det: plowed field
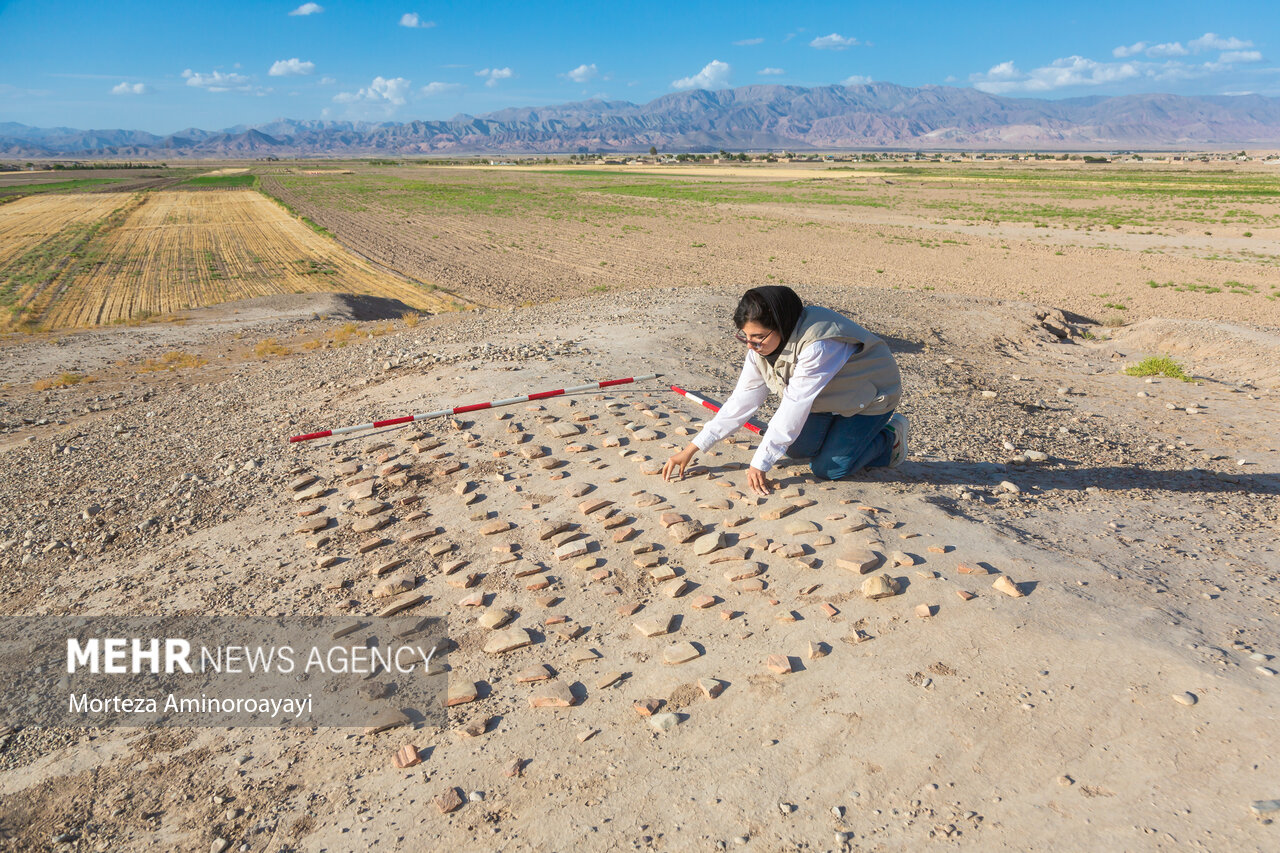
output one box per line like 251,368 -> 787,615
0,189 -> 463,330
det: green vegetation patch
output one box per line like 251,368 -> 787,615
1123,355 -> 1193,382
182,174 -> 257,189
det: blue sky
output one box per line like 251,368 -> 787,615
1,0 -> 1276,133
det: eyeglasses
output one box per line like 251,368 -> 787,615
733,328 -> 776,349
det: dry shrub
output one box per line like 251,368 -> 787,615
254,338 -> 290,357
33,373 -> 93,391
137,351 -> 209,373
401,311 -> 420,328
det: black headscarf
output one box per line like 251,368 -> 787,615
735,286 -> 804,365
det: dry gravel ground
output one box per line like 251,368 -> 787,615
0,281 -> 1277,852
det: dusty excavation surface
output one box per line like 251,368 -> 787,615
1,279 -> 1277,852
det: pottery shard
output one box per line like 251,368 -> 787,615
295,516 -> 330,534
555,540 -> 590,561
567,482 -> 594,498
634,617 -> 672,638
759,504 -> 800,521
837,549 -> 882,574
401,526 -> 442,543
708,546 -> 750,564
478,608 -> 514,629
612,526 -> 636,543
354,499 -> 390,517
596,671 -> 625,689
649,564 -> 677,582
635,493 -> 665,508
293,484 -> 327,502
699,499 -> 731,510
765,654 -> 793,675
289,474 -> 319,491
691,530 -> 726,556
547,422 -> 581,439
785,520 -> 819,536
392,744 -> 421,769
658,512 -> 685,528
915,603 -> 935,618
373,576 -> 415,598
578,498 -> 614,516
698,678 -> 725,699
515,665 -> 554,683
927,545 -> 948,554
691,595 -> 717,609
519,446 -> 545,460
370,557 -> 407,577
632,428 -> 659,441
352,515 -> 391,534
668,520 -> 705,543
956,589 -> 976,601
445,681 -> 479,707
661,578 -> 689,598
479,519 -> 512,536
434,788 -> 464,814
862,573 -> 901,600
364,708 -> 410,735
633,698 -> 662,716
529,681 -> 576,708
483,628 -> 534,655
890,550 -> 916,568
724,563 -> 766,582
663,641 -> 701,664
993,575 -> 1024,597
724,515 -> 752,528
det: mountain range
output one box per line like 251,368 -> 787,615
5,82 -> 1280,158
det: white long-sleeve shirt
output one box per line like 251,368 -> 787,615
691,339 -> 857,473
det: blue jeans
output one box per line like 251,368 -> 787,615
767,411 -> 894,480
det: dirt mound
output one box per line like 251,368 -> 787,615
1105,318 -> 1280,389
186,291 -> 418,324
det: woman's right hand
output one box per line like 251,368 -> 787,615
662,444 -> 698,482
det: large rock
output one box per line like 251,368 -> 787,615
861,573 -> 901,600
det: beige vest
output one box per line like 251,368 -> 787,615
750,305 -> 902,417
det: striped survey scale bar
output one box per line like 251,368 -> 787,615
668,384 -> 764,435
289,373 -> 663,443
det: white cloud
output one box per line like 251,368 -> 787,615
421,81 -> 463,96
334,75 -> 411,105
671,59 -> 731,90
1147,42 -> 1189,58
110,82 -> 150,95
182,69 -> 254,92
289,3 -> 322,15
399,12 -> 435,28
1219,50 -> 1263,64
734,37 -> 764,46
269,58 -> 315,77
319,76 -> 336,85
475,67 -> 514,87
565,63 -> 598,83
810,33 -> 858,50
1113,41 -> 1147,58
842,74 -> 872,86
759,67 -> 785,76
971,56 -> 1140,94
1190,33 -> 1252,52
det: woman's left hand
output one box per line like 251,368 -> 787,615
746,466 -> 772,496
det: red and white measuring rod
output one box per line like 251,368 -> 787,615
669,384 -> 764,435
289,373 -> 663,443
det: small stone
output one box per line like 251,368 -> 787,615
808,640 -> 828,659
633,698 -> 662,716
373,576 -> 414,598
1250,799 -> 1280,817
765,654 -> 792,674
915,603 -> 935,618
648,712 -> 679,732
862,573 -> 900,600
698,678 -> 725,699
890,550 -> 916,568
927,545 -> 948,554
1172,692 -> 1198,706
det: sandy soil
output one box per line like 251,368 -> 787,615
1,274 -> 1277,851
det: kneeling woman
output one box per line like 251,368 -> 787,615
662,285 -> 908,496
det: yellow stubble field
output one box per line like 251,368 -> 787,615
0,189 -> 461,330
